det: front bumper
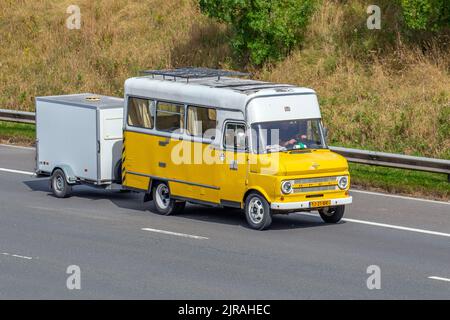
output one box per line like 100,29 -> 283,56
271,196 -> 352,210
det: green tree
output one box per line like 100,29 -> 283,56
401,0 -> 449,31
199,0 -> 317,65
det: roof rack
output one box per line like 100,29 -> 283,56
140,67 -> 250,82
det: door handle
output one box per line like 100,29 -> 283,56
159,138 -> 170,146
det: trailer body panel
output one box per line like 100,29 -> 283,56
35,94 -> 124,184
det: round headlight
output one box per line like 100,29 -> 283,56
337,176 -> 349,189
281,180 -> 293,194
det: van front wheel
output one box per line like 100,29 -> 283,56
319,205 -> 345,223
244,193 -> 272,230
152,182 -> 185,215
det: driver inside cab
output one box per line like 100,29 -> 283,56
279,120 -> 307,148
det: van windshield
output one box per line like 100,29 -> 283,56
251,119 -> 326,153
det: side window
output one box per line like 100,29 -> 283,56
156,102 -> 185,133
127,97 -> 154,129
187,106 -> 217,139
224,122 -> 246,151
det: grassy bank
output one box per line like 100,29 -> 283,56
0,0 -> 448,159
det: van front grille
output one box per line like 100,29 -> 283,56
293,185 -> 338,193
294,176 -> 337,184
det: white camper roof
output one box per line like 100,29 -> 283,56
124,69 -> 316,113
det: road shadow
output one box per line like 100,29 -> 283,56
178,204 -> 332,230
23,178 -> 146,208
23,178 -> 50,193
23,178 -> 338,230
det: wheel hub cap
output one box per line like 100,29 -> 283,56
156,184 -> 170,209
55,176 -> 64,191
322,207 -> 336,216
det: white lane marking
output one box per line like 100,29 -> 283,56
142,228 -> 209,240
0,167 -> 35,176
0,144 -> 35,150
2,252 -> 33,260
428,276 -> 450,283
297,212 -> 450,238
350,189 -> 449,205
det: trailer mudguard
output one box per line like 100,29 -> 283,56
53,164 -> 77,184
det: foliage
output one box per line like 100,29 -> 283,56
401,0 -> 449,31
199,0 -> 317,65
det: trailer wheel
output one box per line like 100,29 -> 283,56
51,169 -> 72,198
244,192 -> 272,230
319,205 -> 345,223
152,182 -> 185,215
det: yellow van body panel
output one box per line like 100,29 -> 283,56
123,130 -> 350,208
217,149 -> 248,205
122,130 -> 220,203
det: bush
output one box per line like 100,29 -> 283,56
401,0 -> 449,31
199,0 -> 317,66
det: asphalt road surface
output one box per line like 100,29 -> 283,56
0,144 -> 449,299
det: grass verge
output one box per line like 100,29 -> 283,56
0,121 -> 448,201
350,163 -> 449,201
0,120 -> 35,146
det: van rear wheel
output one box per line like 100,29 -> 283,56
319,205 -> 345,223
51,169 -> 72,198
152,182 -> 185,215
244,192 -> 272,230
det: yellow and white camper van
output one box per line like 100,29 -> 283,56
121,68 -> 352,230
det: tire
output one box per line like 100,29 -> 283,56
114,160 -> 122,184
319,205 -> 345,223
51,169 -> 72,198
244,192 -> 272,230
152,181 -> 185,216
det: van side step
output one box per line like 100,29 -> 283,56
220,200 -> 241,208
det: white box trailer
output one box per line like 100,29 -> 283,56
36,94 -> 124,193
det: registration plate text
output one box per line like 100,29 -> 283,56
310,200 -> 331,208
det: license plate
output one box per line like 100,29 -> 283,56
310,200 -> 331,208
